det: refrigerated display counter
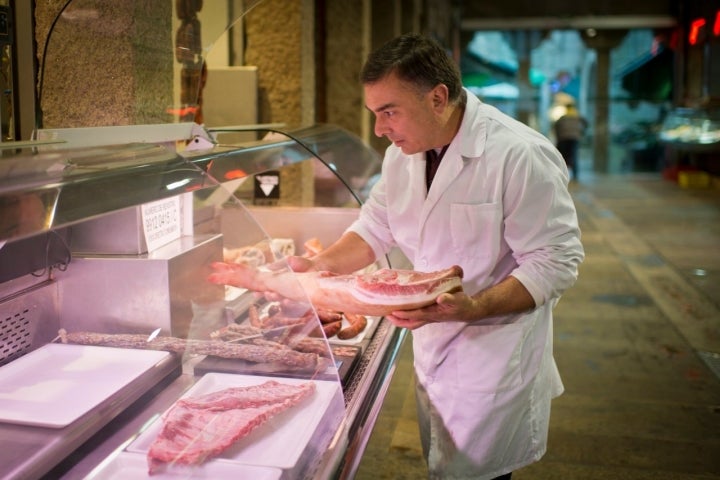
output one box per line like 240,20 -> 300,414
0,122 -> 409,480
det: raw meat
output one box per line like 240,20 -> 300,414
303,237 -> 324,257
336,313 -> 368,340
57,329 -> 326,371
176,380 -> 313,410
208,263 -> 464,316
147,380 -> 315,474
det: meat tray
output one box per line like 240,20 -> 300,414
194,344 -> 361,387
328,314 -> 380,346
0,343 -> 171,428
192,354 -> 341,381
126,373 -> 343,470
90,452 -> 282,479
330,344 -> 362,386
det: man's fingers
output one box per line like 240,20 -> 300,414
287,255 -> 314,272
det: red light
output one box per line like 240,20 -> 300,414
689,18 -> 706,45
224,169 -> 247,180
714,10 -> 720,36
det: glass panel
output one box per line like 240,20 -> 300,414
166,181 -> 346,477
49,175 -> 347,477
203,124 -> 383,207
0,142 -> 206,243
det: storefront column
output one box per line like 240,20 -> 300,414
581,29 -> 627,173
506,31 -> 545,129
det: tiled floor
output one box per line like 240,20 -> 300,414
355,172 -> 720,479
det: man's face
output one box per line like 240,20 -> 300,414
364,73 -> 440,155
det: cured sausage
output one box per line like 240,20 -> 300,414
248,304 -> 263,328
337,313 -> 368,340
56,329 -> 325,371
317,309 -> 343,324
322,320 -> 342,338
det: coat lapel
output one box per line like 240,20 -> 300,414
419,143 -> 464,226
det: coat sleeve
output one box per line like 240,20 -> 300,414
501,141 -> 585,306
345,159 -> 398,261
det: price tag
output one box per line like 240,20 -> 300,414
141,197 -> 182,252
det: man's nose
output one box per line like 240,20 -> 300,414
374,117 -> 387,138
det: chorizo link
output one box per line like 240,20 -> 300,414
322,320 -> 342,338
248,304 -> 263,328
337,313 -> 368,340
317,309 -> 344,324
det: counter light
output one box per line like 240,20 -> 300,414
166,178 -> 191,190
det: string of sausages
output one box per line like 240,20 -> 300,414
56,329 -> 325,371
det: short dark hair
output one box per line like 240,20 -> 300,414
360,33 -> 463,103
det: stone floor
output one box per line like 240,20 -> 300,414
354,172 -> 720,479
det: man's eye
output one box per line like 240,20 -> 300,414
384,111 -> 395,117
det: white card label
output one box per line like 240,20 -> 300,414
141,197 -> 182,252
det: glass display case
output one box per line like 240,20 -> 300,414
0,124 -> 407,480
0,2 -> 407,479
658,107 -> 720,151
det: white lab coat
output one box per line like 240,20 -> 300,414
348,90 -> 584,479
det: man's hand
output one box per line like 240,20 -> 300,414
386,275 -> 536,330
257,256 -> 317,303
387,291 -> 479,330
286,255 -> 316,273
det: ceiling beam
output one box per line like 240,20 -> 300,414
461,15 -> 677,31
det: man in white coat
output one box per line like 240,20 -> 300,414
290,34 -> 584,479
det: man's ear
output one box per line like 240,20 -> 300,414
431,84 -> 449,111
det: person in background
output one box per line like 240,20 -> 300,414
553,104 -> 587,180
289,33 -> 584,479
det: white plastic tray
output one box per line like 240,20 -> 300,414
127,373 -> 341,470
328,314 -> 379,345
90,452 -> 282,479
0,343 -> 170,428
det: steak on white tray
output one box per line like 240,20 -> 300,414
207,263 -> 464,316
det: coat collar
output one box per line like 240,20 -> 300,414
425,89 -> 487,192
455,88 -> 487,160
415,90 -> 486,223
399,89 -> 488,201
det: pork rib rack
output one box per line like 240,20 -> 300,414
147,380 -> 315,474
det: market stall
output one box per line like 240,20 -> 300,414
0,3 -> 419,477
